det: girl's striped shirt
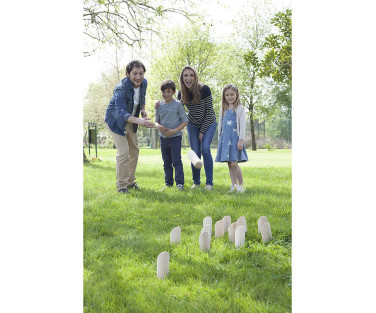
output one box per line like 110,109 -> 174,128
177,85 -> 216,134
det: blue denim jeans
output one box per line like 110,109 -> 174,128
160,135 -> 184,186
187,122 -> 217,186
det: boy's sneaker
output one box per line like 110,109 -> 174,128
176,184 -> 184,191
128,183 -> 141,191
205,185 -> 213,191
118,188 -> 129,194
236,184 -> 246,193
227,185 -> 236,193
191,184 -> 200,189
159,185 -> 172,191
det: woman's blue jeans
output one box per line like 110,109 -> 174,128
187,122 -> 217,186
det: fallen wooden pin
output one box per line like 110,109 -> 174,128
170,227 -> 181,244
188,150 -> 203,169
157,251 -> 169,279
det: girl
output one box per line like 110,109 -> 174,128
215,84 -> 248,193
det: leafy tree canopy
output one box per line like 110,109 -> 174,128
260,9 -> 292,86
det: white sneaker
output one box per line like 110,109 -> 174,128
236,184 -> 246,193
205,185 -> 213,191
227,185 -> 236,193
176,184 -> 184,191
191,184 -> 200,189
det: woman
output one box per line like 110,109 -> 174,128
177,66 -> 217,190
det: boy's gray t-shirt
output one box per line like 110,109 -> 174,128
155,99 -> 188,138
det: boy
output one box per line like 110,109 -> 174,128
155,80 -> 188,190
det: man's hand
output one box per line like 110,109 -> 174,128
237,140 -> 244,151
199,132 -> 203,142
139,117 -> 154,128
141,109 -> 148,118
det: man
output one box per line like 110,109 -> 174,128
105,60 -> 154,194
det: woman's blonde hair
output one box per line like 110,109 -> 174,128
221,84 -> 242,113
179,65 -> 203,105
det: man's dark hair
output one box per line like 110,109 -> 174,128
126,60 -> 146,74
160,80 -> 176,92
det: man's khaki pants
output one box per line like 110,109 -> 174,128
106,123 -> 139,190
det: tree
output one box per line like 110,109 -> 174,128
260,9 -> 292,86
83,0 -> 194,55
232,0 -> 274,151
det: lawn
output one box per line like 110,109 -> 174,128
84,147 -> 292,313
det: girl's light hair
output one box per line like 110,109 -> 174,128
221,84 -> 242,113
179,66 -> 203,105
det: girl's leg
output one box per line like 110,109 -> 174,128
228,162 -> 237,186
232,163 -> 244,185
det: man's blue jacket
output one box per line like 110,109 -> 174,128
104,77 -> 147,136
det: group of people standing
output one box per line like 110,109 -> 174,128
104,60 -> 248,195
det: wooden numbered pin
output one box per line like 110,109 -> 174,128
157,251 -> 169,279
228,222 -> 237,243
260,222 -> 272,243
237,216 -> 247,232
235,226 -> 246,248
199,231 -> 210,251
222,216 -> 231,233
258,216 -> 268,234
170,227 -> 181,244
215,220 -> 224,238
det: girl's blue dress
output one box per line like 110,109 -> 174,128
215,109 -> 248,163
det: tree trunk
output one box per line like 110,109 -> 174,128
84,149 -> 89,163
151,127 -> 157,149
249,73 -> 257,151
249,105 -> 257,151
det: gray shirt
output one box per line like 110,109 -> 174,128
155,99 -> 188,138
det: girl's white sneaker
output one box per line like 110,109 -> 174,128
227,185 -> 236,193
236,184 -> 246,193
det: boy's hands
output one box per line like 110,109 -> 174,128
155,122 -> 168,136
237,140 -> 244,151
164,128 -> 177,137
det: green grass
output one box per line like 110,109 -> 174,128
84,148 -> 291,313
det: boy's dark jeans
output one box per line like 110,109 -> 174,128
160,135 -> 184,186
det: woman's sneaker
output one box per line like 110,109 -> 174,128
227,185 -> 236,193
176,184 -> 184,191
191,184 -> 200,189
